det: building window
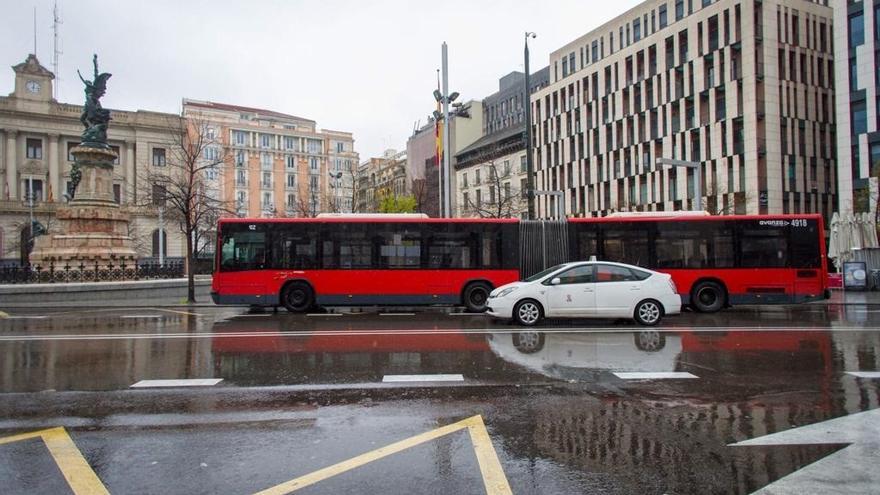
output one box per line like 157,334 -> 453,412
66,142 -> 77,161
633,19 -> 641,42
675,0 -> 684,21
310,157 -> 319,171
261,134 -> 272,148
287,174 -> 296,188
206,127 -> 215,140
236,169 -> 246,186
308,140 -> 322,154
22,178 -> 43,202
261,152 -> 272,169
235,150 -> 245,167
262,171 -> 272,188
285,136 -> 296,150
152,184 -> 166,206
204,146 -> 219,161
151,229 -> 167,258
852,100 -> 867,136
26,138 -> 42,159
849,12 -> 865,48
152,148 -> 166,167
113,184 -> 121,204
659,5 -> 668,28
286,155 -> 296,169
233,130 -> 247,146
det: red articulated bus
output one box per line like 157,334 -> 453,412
567,212 -> 829,312
212,212 -> 828,313
211,214 -> 520,312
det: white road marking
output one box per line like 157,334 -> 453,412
130,379 -> 223,388
731,408 -> 880,494
233,313 -> 272,317
847,371 -> 880,378
382,374 -> 464,383
2,326 -> 879,342
307,313 -> 342,317
151,308 -> 206,317
450,312 -> 485,316
379,313 -> 416,316
121,315 -> 162,319
613,372 -> 699,380
3,315 -> 48,319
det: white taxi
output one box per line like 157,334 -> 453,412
487,261 -> 681,326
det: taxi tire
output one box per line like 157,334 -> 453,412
634,299 -> 663,326
513,299 -> 543,326
513,331 -> 545,353
282,282 -> 314,313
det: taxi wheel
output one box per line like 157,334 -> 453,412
513,299 -> 543,326
634,299 -> 663,326
513,331 -> 545,353
282,282 -> 314,313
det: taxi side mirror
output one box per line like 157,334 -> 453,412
550,277 -> 561,285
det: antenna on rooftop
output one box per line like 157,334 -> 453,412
33,7 -> 37,55
52,0 -> 63,100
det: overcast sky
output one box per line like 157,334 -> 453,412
2,0 -> 640,160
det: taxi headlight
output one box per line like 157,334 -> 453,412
495,287 -> 518,298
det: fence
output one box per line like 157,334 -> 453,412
0,260 -> 187,284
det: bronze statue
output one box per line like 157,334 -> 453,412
77,54 -> 112,147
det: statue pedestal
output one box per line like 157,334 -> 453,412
31,146 -> 137,268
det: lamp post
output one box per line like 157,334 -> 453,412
329,170 -> 343,212
656,158 -> 702,211
524,32 -> 537,220
433,43 -> 460,218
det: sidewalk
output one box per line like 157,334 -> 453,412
816,289 -> 880,305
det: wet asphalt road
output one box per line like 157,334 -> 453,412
0,303 -> 879,494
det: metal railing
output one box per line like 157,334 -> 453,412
0,260 -> 186,284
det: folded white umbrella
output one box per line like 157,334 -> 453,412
828,211 -> 841,270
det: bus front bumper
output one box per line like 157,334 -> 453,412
211,292 -> 279,306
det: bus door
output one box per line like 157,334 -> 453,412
790,219 -> 823,301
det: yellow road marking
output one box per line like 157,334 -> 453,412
254,414 -> 511,495
0,427 -> 109,495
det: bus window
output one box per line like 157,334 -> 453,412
376,224 -> 421,269
425,226 -> 475,269
571,225 -> 599,261
740,225 -> 788,268
219,227 -> 266,271
272,224 -> 318,269
601,226 -> 649,266
790,219 -> 821,268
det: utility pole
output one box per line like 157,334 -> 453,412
441,42 -> 451,218
524,32 -> 537,219
52,1 -> 62,100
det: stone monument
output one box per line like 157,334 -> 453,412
31,55 -> 137,267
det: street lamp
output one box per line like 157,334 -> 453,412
524,31 -> 537,220
329,170 -> 343,212
656,158 -> 702,211
433,42 -> 459,218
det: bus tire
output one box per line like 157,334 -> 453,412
281,282 -> 314,313
463,282 -> 492,313
691,281 -> 726,313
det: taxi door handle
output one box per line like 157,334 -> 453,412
583,288 -> 594,292
630,286 -> 641,291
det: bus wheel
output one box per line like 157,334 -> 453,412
282,282 -> 314,313
463,282 -> 492,312
691,281 -> 726,313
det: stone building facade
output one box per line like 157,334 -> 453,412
356,149 -> 408,212
182,100 -> 358,218
0,54 -> 184,264
834,0 -> 880,214
533,0 -> 835,219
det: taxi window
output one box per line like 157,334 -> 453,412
595,264 -> 640,282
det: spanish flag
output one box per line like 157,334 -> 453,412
435,71 -> 443,170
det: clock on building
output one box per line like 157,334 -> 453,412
25,80 -> 41,93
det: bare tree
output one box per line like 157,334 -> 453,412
294,190 -> 320,218
411,178 -> 430,214
138,113 -> 229,303
462,161 -> 523,218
